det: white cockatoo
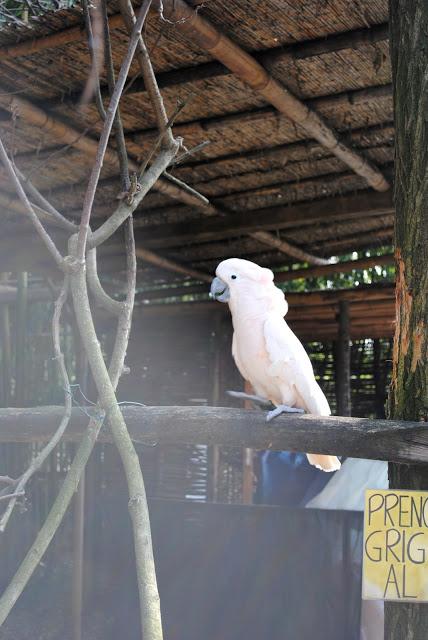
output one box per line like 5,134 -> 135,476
210,258 -> 340,473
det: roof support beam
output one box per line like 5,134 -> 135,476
153,0 -> 390,192
139,254 -> 395,300
0,15 -> 390,133
0,94 -> 211,282
138,190 -> 394,249
1,92 -> 326,266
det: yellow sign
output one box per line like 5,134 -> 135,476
363,489 -> 428,601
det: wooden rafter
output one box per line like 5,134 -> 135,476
0,7 -> 394,268
136,190 -> 394,249
137,255 -> 395,300
129,83 -> 392,153
0,94 -> 211,282
0,91 -> 328,266
153,0 -> 390,192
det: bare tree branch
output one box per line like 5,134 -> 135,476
0,137 -> 64,267
0,413 -> 105,626
0,492 -> 25,503
0,277 -> 72,533
76,0 -> 153,263
80,0 -> 106,115
138,99 -> 186,176
87,247 -> 123,316
119,0 -> 175,147
89,143 -> 178,248
0,225 -> 138,627
15,166 -> 78,233
163,170 -> 209,204
0,5 -> 177,637
101,0 -> 130,190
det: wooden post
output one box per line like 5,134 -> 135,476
242,381 -> 254,504
373,339 -> 385,418
71,341 -> 89,640
385,1 -> 428,637
335,300 -> 351,416
15,272 -> 27,407
0,275 -> 12,407
207,314 -> 222,502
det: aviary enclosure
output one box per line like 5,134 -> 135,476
0,1 -> 426,639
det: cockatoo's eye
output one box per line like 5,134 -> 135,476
231,275 -> 237,280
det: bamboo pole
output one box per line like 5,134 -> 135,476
0,95 -> 211,282
154,0 -> 390,192
71,342 -> 89,640
242,381 -> 254,505
207,313 -> 222,502
0,14 -> 124,59
0,275 -> 12,407
15,272 -> 27,407
135,248 -> 211,283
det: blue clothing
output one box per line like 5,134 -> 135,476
258,451 -> 336,507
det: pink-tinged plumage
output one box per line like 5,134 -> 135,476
215,258 -> 340,473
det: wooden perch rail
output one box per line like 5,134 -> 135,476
0,405 -> 427,465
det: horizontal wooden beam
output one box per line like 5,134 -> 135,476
276,254 -> 395,282
129,84 -> 392,162
138,190 -> 394,249
11,84 -> 391,177
136,284 -> 394,312
0,285 -> 52,304
135,248 -> 211,283
0,14 -> 125,58
172,122 -> 394,184
0,91 -> 326,266
0,405 -> 426,465
139,255 -> 395,300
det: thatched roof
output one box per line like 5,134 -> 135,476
0,0 -> 393,292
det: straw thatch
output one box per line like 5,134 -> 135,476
0,0 -> 393,290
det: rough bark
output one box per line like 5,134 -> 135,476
386,2 -> 428,638
0,405 -> 427,465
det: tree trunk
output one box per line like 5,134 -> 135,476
386,1 -> 428,638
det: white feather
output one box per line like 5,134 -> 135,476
263,314 -> 331,416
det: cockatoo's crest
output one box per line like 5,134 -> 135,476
214,258 -> 288,317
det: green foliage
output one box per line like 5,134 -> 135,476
280,247 -> 394,294
0,0 -> 77,26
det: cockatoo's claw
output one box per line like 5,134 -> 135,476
266,405 -> 305,422
227,390 -> 270,406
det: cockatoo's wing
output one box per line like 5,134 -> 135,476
232,331 -> 250,382
263,314 -> 331,416
263,314 -> 340,472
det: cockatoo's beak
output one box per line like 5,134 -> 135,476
209,276 -> 230,302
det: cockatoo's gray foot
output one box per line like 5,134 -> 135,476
227,390 -> 270,406
266,405 -> 305,422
